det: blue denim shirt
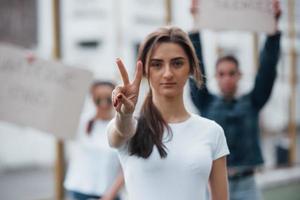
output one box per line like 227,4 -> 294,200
189,32 -> 281,167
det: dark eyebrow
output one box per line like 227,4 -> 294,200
150,59 -> 163,62
171,57 -> 185,61
150,57 -> 185,62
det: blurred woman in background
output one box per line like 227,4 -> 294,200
64,81 -> 124,200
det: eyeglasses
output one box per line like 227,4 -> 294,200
95,97 -> 112,106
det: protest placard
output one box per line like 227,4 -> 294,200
197,0 -> 276,33
0,44 -> 93,140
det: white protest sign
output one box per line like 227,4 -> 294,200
197,0 -> 276,33
0,44 -> 93,140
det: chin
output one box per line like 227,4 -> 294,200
161,91 -> 181,98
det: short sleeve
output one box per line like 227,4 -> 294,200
212,122 -> 230,160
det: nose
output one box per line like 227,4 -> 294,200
220,74 -> 232,83
223,75 -> 230,82
163,65 -> 173,79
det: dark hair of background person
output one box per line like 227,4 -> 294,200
216,55 -> 239,70
129,27 -> 203,158
86,81 -> 116,135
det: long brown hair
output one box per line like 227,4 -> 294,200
129,27 -> 202,158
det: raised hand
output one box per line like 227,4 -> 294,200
273,0 -> 281,31
112,58 -> 143,115
190,0 -> 199,17
273,0 -> 281,21
190,0 -> 200,31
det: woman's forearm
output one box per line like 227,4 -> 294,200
115,113 -> 137,137
108,113 -> 137,148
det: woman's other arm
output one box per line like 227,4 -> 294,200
209,157 -> 229,200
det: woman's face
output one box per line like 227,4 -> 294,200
147,42 -> 190,99
92,85 -> 114,113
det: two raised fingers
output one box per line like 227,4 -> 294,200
113,59 -> 143,113
116,58 -> 143,88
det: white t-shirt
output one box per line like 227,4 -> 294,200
64,119 -> 121,196
117,114 -> 229,200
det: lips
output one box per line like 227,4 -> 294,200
160,82 -> 176,86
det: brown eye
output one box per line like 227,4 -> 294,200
229,71 -> 237,77
95,98 -> 101,105
172,60 -> 184,68
150,61 -> 162,68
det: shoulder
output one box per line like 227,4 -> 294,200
189,113 -> 224,137
190,113 -> 222,129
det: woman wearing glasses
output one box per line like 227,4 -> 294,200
64,81 -> 124,200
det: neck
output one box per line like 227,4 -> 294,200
95,111 -> 113,121
223,95 -> 234,101
222,90 -> 236,101
152,94 -> 189,123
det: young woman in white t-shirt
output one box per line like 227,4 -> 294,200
64,81 -> 124,200
107,27 -> 229,200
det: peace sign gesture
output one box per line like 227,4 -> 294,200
112,58 -> 143,115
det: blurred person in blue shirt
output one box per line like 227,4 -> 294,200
189,0 -> 281,199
